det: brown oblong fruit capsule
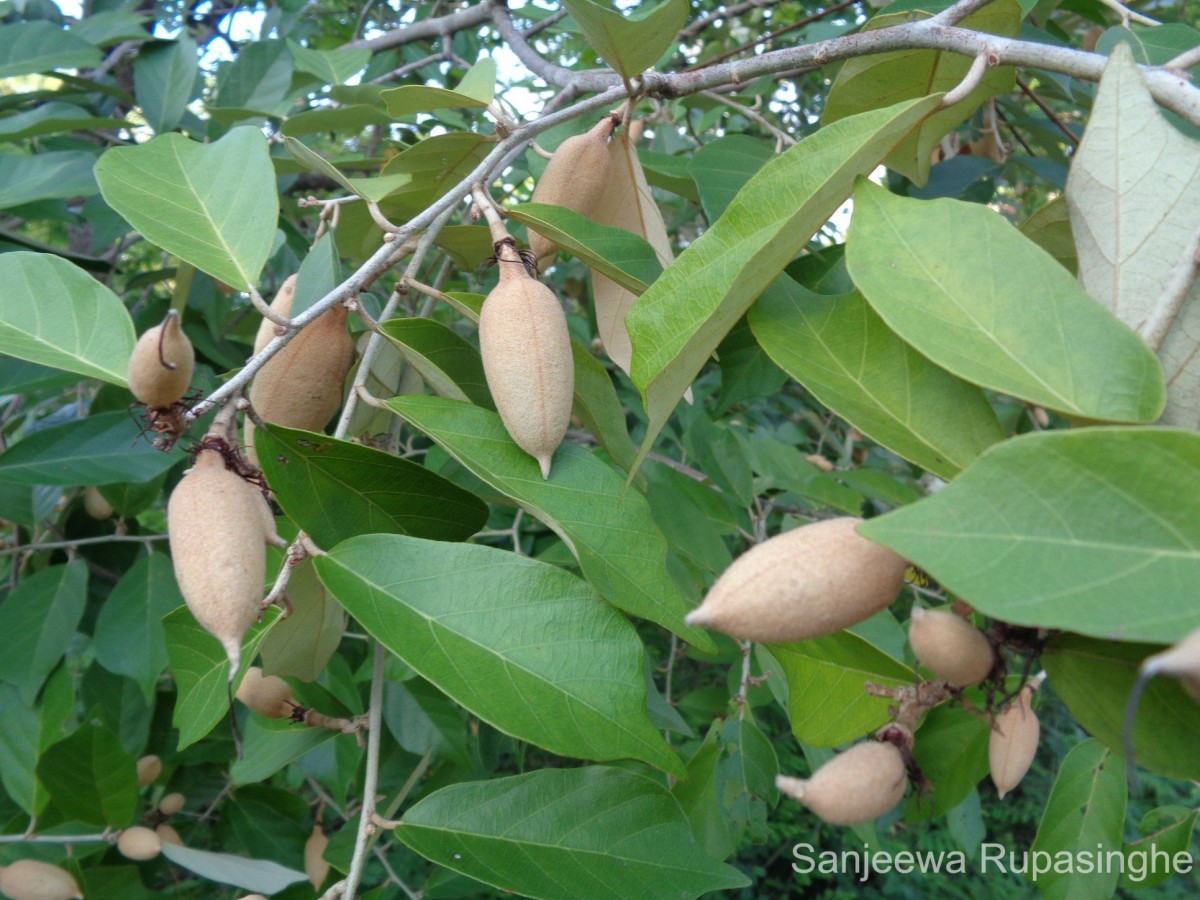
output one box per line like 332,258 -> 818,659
528,115 -> 616,271
117,826 -> 162,861
908,608 -> 995,687
989,684 -> 1039,799
776,740 -> 907,825
157,792 -> 185,816
128,310 -> 195,408
83,486 -> 113,520
254,274 -> 297,355
167,448 -> 281,674
479,248 -> 574,479
236,667 -> 296,719
685,517 -> 908,643
135,753 -> 161,787
0,860 -> 83,900
1141,627 -> 1200,700
305,824 -> 329,889
154,824 -> 183,846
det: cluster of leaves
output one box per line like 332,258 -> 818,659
1,0 -> 1199,898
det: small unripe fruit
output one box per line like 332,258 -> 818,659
117,826 -> 162,861
0,860 -> 82,900
479,255 -> 574,479
254,274 -> 297,355
989,685 -> 1039,799
157,792 -> 185,816
304,825 -> 329,889
1142,627 -> 1200,701
236,667 -> 295,719
135,754 -> 161,787
776,741 -> 907,825
154,824 -> 182,846
83,486 -> 113,520
127,310 -> 195,408
686,517 -> 908,643
529,116 -> 616,270
908,608 -> 995,687
167,449 -> 280,673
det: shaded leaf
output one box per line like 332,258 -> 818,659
382,57 -> 496,117
0,150 -> 99,209
0,562 -> 86,706
379,318 -> 492,408
159,842 -> 308,895
0,21 -> 101,77
93,553 -> 181,703
560,0 -> 688,81
134,36 -> 199,134
37,724 -> 137,827
287,41 -> 369,84
258,558 -> 344,683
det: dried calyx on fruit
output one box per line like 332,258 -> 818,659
989,681 -> 1040,799
528,114 -> 618,272
908,607 -> 995,687
476,202 -> 573,479
245,295 -> 355,465
0,860 -> 83,900
167,441 -> 284,675
776,737 -> 909,825
685,517 -> 909,643
127,309 -> 195,409
236,667 -> 296,719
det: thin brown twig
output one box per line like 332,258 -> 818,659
1017,76 -> 1080,146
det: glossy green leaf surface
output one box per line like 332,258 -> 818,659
560,0 -> 688,80
316,535 -> 683,774
388,395 -> 715,652
379,318 -> 492,408
395,767 -> 750,899
0,562 -> 87,705
860,428 -> 1200,644
36,724 -> 137,827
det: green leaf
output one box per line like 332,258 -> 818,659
0,411 -> 186,485
0,252 -> 135,385
95,127 -> 279,290
0,102 -> 126,142
626,96 -> 941,476
1020,196 -> 1077,275
378,318 -> 492,408
254,423 -> 487,549
164,605 -> 283,750
281,104 -> 392,137
68,10 -> 150,46
387,395 -> 716,652
506,204 -> 662,293
382,57 -> 496,117
859,428 -> 1200,644
1029,740 -> 1127,897
822,0 -> 1020,186
36,724 -> 137,827
905,705 -> 990,822
0,21 -> 102,77
395,767 -> 750,899
0,562 -> 87,706
258,558 -> 344,683
291,232 -> 340,316
560,0 -> 689,81
93,554 -> 182,704
134,36 -> 199,134
287,40 -> 369,84
0,678 -> 69,817
1042,634 -> 1200,780
433,225 -> 495,271
159,842 -> 308,895
1096,24 -> 1200,71
767,632 -> 913,747
687,134 -> 773,221
846,178 -> 1166,422
215,39 -> 293,112
1120,806 -> 1198,889
316,535 -> 683,775
0,150 -> 99,208
230,715 -> 338,786
571,339 -> 636,472
282,136 -> 361,197
378,132 -> 493,216
1066,44 -> 1200,429
749,278 -> 1003,479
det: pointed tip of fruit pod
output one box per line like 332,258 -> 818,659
684,605 -> 714,629
223,639 -> 242,681
775,774 -> 808,800
538,454 -> 552,480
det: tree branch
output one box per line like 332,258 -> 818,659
343,2 -> 492,52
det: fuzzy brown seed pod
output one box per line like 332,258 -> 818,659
1142,627 -> 1200,701
254,275 -> 297,355
167,448 -> 280,674
246,303 -> 355,465
135,754 -> 161,787
989,685 -> 1039,799
157,792 -> 185,816
0,860 -> 83,900
236,667 -> 296,719
304,825 -> 329,889
479,250 -> 574,479
908,608 -> 995,687
154,824 -> 183,846
528,116 -> 616,271
685,517 -> 908,643
117,826 -> 162,862
127,310 -> 195,408
776,741 -> 907,825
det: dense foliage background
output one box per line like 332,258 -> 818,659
1,0 -> 1199,897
